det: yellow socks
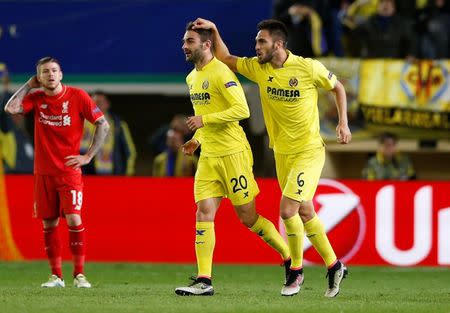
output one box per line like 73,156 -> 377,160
250,215 -> 290,260
282,215 -> 304,268
195,221 -> 215,278
304,215 -> 337,267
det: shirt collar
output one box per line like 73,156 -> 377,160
197,57 -> 216,72
283,50 -> 295,67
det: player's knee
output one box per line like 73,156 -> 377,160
240,215 -> 256,228
280,197 -> 300,219
196,209 -> 214,222
298,201 -> 315,222
299,210 -> 315,223
65,214 -> 82,227
235,205 -> 257,227
42,218 -> 59,229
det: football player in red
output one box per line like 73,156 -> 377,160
4,57 -> 110,288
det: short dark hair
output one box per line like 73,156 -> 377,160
36,57 -> 61,73
257,19 -> 288,47
91,89 -> 110,103
92,90 -> 108,98
185,21 -> 213,43
379,132 -> 398,144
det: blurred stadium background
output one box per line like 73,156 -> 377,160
0,1 -> 449,312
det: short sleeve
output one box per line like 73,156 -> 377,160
22,92 -> 37,114
79,89 -> 104,124
236,57 -> 259,82
312,59 -> 337,91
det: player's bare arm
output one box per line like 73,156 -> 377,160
4,76 -> 40,114
181,138 -> 200,156
331,80 -> 352,144
186,115 -> 204,131
192,18 -> 239,72
64,117 -> 110,169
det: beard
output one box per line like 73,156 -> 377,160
257,44 -> 276,64
185,48 -> 204,64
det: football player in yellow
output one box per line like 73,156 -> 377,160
192,18 -> 352,297
175,22 -> 291,296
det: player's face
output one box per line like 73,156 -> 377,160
182,31 -> 205,64
255,30 -> 277,64
37,62 -> 62,91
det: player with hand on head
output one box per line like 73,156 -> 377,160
175,21 -> 291,296
192,18 -> 351,297
4,57 -> 110,288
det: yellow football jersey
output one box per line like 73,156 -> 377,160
187,57 -> 251,157
237,52 -> 337,154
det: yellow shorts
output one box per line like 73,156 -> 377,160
274,146 -> 325,202
194,149 -> 260,206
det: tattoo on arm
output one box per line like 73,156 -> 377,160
4,83 -> 31,114
86,117 -> 110,159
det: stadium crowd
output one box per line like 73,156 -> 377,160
1,0 -> 448,180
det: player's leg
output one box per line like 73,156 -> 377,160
227,149 -> 290,262
65,214 -> 90,288
175,156 -> 223,296
299,200 -> 348,297
275,153 -> 305,296
279,196 -> 304,296
225,149 -> 291,292
41,218 -> 65,288
58,174 -> 91,288
296,146 -> 348,297
233,200 -> 290,269
175,197 -> 220,296
195,197 -> 220,282
35,175 -> 65,288
300,200 -> 337,267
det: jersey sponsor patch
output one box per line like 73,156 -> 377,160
92,106 -> 101,114
328,72 -> 334,80
224,81 -> 237,88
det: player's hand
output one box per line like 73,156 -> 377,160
181,139 -> 200,156
192,18 -> 216,31
336,123 -> 352,144
27,76 -> 41,89
186,116 -> 204,131
64,155 -> 92,169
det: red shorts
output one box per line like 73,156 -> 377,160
33,174 -> 84,219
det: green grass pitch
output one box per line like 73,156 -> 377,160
0,262 -> 449,313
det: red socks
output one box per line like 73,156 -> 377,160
43,226 -> 62,278
68,224 -> 86,277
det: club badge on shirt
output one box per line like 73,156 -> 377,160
289,77 -> 298,87
62,101 -> 69,113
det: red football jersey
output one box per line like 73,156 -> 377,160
22,85 -> 104,176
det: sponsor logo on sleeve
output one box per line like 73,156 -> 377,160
224,81 -> 237,88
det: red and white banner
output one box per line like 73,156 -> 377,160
3,176 -> 450,266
